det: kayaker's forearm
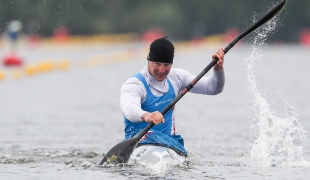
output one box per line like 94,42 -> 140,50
189,69 -> 225,95
122,104 -> 146,122
210,69 -> 225,95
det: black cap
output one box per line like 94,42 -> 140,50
147,37 -> 174,63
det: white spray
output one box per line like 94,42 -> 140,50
245,14 -> 309,167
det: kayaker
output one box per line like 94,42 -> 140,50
120,37 -> 225,156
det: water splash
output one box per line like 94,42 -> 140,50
245,14 -> 310,167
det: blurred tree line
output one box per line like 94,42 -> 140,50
0,0 -> 309,42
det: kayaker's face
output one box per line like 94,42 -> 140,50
148,61 -> 172,81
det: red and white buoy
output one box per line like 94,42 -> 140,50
3,20 -> 24,67
3,52 -> 23,66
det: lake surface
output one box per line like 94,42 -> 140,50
1,37 -> 310,179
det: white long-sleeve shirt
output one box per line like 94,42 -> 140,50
120,66 -> 225,122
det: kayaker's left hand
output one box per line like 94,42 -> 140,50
212,48 -> 225,71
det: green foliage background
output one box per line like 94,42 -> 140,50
0,0 -> 309,42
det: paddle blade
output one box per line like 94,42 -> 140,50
246,0 -> 287,35
256,0 -> 286,27
99,137 -> 139,165
225,0 -> 287,53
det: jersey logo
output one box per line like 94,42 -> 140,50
154,98 -> 172,107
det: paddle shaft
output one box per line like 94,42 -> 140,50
135,0 -> 287,141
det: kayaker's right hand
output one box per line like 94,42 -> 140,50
141,111 -> 165,125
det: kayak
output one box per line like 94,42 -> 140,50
128,145 -> 186,173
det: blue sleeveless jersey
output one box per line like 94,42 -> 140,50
123,73 -> 187,156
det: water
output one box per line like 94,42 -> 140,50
246,16 -> 309,168
1,40 -> 310,179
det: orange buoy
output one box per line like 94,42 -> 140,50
0,71 -> 5,80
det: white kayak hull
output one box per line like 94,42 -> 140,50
128,145 -> 186,173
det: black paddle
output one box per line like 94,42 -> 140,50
99,0 -> 287,166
